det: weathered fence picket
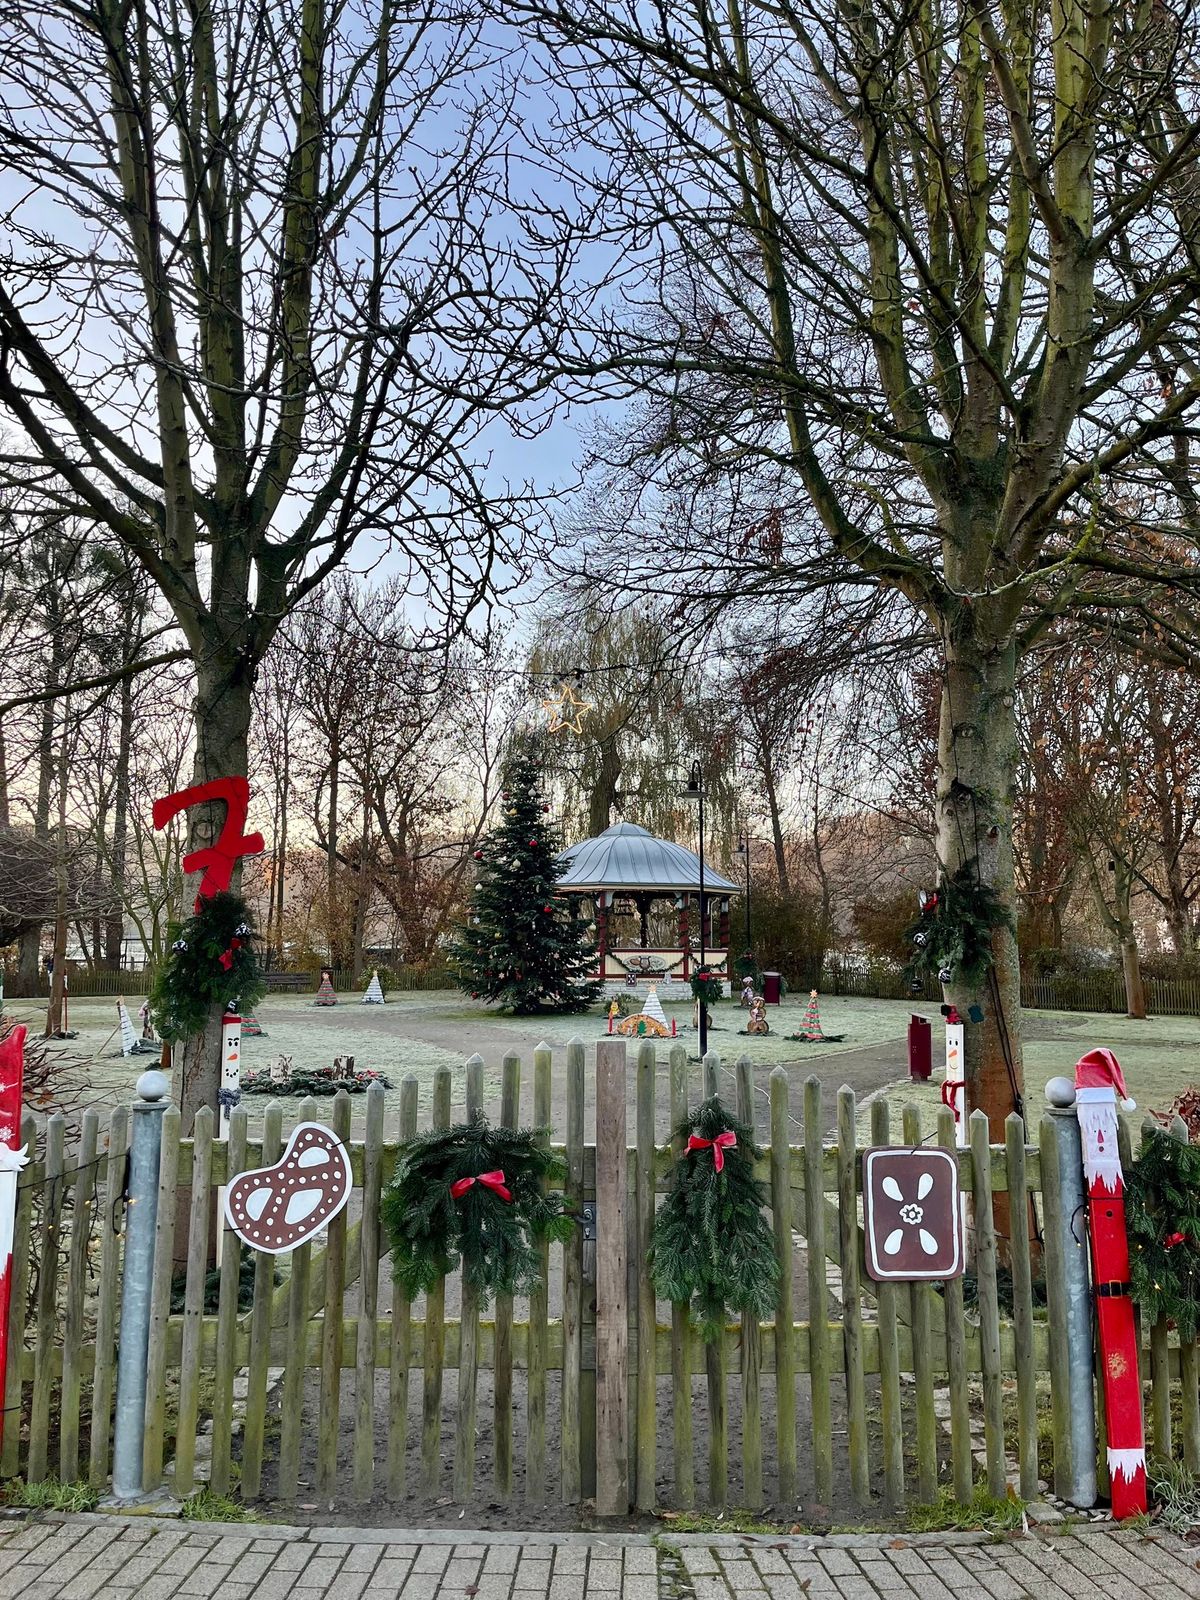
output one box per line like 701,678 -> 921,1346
6,1036 -> 1200,1525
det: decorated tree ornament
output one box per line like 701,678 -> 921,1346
904,861 -> 1012,990
1075,1047 -> 1146,1519
149,892 -> 266,1042
382,1113 -> 573,1303
650,1095 -> 779,1342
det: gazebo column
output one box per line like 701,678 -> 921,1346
596,892 -> 609,980
676,895 -> 689,978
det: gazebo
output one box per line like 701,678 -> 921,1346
555,821 -> 740,997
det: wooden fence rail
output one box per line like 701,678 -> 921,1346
3,1041 -> 1196,1516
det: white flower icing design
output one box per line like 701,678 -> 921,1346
882,1171 -> 939,1257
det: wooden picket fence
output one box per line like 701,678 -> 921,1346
4,1041 -> 1199,1515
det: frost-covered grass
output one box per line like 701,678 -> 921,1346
860,1004 -> 1200,1139
9,984 -> 1197,1135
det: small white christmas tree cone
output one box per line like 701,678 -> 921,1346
363,970 -> 385,1004
117,998 -> 138,1057
642,985 -> 667,1027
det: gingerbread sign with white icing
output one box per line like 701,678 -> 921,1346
224,1122 -> 352,1253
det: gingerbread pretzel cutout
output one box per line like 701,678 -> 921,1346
224,1122 -> 352,1253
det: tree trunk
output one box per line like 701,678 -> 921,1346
936,633 -> 1025,1136
16,929 -> 40,995
0,718 -> 9,829
327,742 -> 340,965
173,658 -> 254,1134
1121,936 -> 1148,1019
45,704 -> 70,1037
588,738 -> 621,835
105,669 -> 134,967
763,764 -> 790,895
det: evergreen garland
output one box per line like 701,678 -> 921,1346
382,1113 -> 574,1302
451,746 -> 602,1014
650,1095 -> 779,1342
904,862 -> 1012,988
1125,1128 -> 1200,1340
240,1067 -> 392,1097
149,891 -> 266,1041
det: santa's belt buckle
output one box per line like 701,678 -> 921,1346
1094,1280 -> 1132,1298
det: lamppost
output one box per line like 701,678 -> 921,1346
679,761 -> 707,1057
735,833 -> 753,955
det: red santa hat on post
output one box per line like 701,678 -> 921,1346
1075,1047 -> 1136,1111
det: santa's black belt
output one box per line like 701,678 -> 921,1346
1094,1281 -> 1132,1298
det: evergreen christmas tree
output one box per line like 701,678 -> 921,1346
452,747 -> 602,1014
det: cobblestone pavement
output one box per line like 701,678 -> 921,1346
1,1516 -> 1200,1600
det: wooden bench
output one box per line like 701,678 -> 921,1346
264,971 -> 311,993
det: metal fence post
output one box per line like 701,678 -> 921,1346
110,1069 -> 168,1501
1045,1075 -> 1097,1508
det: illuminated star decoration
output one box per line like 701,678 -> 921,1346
542,682 -> 592,734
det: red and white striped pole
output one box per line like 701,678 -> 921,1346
1075,1047 -> 1146,1518
0,1026 -> 28,1453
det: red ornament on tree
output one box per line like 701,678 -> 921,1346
1165,1231 -> 1189,1250
473,850 -> 483,860
529,839 -> 537,847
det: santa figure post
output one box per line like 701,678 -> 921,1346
1075,1046 -> 1146,1519
0,1026 -> 27,1453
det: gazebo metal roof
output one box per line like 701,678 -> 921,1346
556,821 -> 739,894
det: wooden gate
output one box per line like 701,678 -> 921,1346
4,1039 -> 1196,1514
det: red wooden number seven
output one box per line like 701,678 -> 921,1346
152,776 -> 265,909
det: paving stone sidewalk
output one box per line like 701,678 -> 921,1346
1,1515 -> 1200,1600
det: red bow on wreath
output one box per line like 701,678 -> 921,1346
687,1130 -> 736,1173
450,1170 -> 512,1202
218,937 -> 243,972
1164,1231 -> 1190,1250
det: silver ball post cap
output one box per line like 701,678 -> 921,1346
136,1069 -> 170,1103
1045,1074 -> 1076,1109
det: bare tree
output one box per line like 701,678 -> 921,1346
510,0 -> 1200,1133
0,0 -> 571,1121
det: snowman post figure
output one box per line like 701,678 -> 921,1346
741,974 -> 755,1009
1075,1047 -> 1146,1519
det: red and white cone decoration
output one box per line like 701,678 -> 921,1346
314,971 -> 337,1006
1075,1046 -> 1146,1519
0,1026 -> 28,1454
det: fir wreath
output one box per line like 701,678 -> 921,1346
382,1114 -> 574,1302
904,862 -> 1013,988
650,1095 -> 779,1342
149,891 -> 266,1041
1125,1128 -> 1200,1341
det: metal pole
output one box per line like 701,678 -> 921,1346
697,766 -> 707,1059
110,1068 -> 168,1501
1045,1075 -> 1097,1508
